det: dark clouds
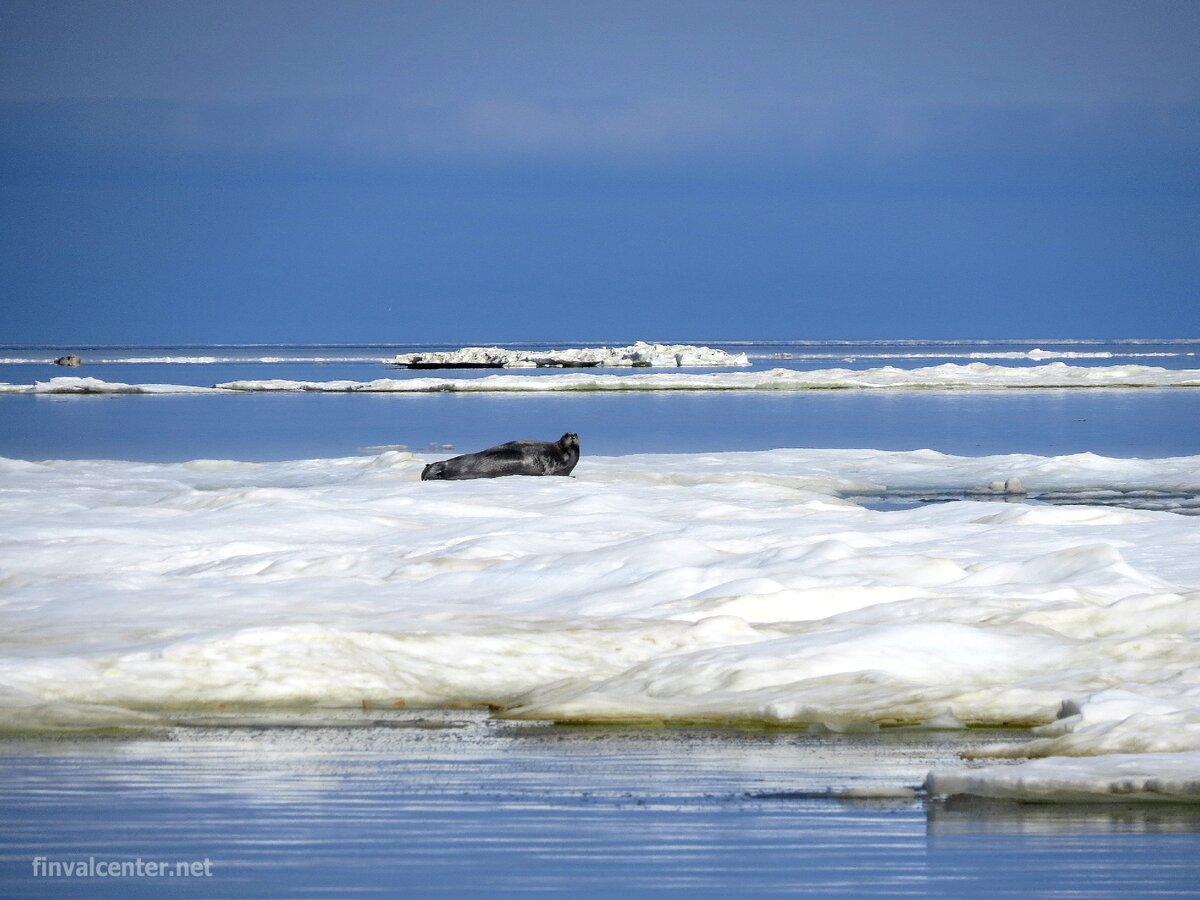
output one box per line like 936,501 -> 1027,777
1,1 -> 1198,341
4,0 -> 1198,159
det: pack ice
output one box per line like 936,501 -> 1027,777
4,361 -> 1200,394
389,341 -> 751,368
0,448 -> 1197,802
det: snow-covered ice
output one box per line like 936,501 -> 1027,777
223,361 -> 1200,392
0,376 -> 222,394
3,361 -> 1200,394
757,350 -> 1187,361
389,341 -> 751,368
0,447 -> 1197,801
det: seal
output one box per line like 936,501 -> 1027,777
421,433 -> 580,481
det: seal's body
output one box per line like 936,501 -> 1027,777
421,433 -> 580,481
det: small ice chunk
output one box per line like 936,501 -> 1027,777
920,708 -> 967,730
925,752 -> 1200,802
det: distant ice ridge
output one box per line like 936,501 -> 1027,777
0,346 -> 1191,366
756,350 -> 1189,361
216,362 -> 1200,392
7,361 -> 1200,394
389,341 -> 751,368
0,447 -> 1198,800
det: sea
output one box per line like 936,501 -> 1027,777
2,338 -> 1198,461
1,339 -> 1198,898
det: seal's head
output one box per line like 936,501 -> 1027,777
559,432 -> 580,450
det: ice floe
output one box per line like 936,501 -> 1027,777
0,447 -> 1196,801
926,752 -> 1200,802
3,361 -> 1200,395
389,341 -> 751,368
0,376 -> 221,394
219,362 -> 1200,392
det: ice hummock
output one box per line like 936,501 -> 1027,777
0,447 -> 1197,801
389,341 -> 751,368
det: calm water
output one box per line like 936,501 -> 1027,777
3,389 -> 1200,462
1,340 -> 1199,461
2,713 -> 1198,898
3,339 -> 1198,382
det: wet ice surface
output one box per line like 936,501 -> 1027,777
2,711 -> 1198,898
859,490 -> 1200,516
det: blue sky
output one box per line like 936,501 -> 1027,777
1,0 -> 1197,343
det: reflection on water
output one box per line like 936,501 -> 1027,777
1,712 -> 1197,897
929,796 -> 1200,835
926,799 -> 1200,900
858,490 -> 1200,516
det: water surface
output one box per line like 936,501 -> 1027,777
3,388 -> 1199,463
2,713 -> 1197,898
4,340 -> 1197,462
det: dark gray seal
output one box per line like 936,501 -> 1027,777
421,433 -> 579,481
